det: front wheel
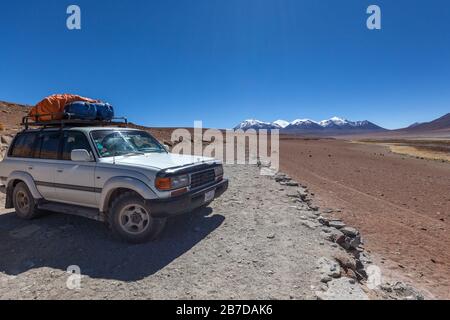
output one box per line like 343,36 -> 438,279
108,192 -> 167,244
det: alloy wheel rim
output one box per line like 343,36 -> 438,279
16,191 -> 30,212
119,204 -> 151,234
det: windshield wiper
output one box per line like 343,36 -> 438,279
121,151 -> 146,157
141,149 -> 165,153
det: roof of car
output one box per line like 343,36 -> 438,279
21,126 -> 141,133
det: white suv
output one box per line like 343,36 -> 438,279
0,126 -> 228,243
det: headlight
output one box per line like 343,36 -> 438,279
214,165 -> 224,177
155,174 -> 190,190
171,174 -> 190,189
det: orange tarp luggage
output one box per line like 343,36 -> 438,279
29,94 -> 99,121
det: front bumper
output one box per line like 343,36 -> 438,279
148,179 -> 229,218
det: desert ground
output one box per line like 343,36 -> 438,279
1,165 -> 382,300
279,137 -> 450,299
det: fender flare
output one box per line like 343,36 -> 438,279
99,176 -> 157,213
7,171 -> 43,199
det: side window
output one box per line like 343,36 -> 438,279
38,132 -> 61,160
62,131 -> 93,161
10,133 -> 38,158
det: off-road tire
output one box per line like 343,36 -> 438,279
12,182 -> 40,220
108,191 -> 167,244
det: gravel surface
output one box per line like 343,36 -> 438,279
280,138 -> 449,299
0,164 -> 370,300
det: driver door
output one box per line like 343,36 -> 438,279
54,131 -> 97,208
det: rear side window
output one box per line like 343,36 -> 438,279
37,132 -> 61,160
62,131 -> 93,161
10,133 -> 38,158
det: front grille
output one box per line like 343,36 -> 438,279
190,169 -> 215,189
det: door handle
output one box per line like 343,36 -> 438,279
28,166 -> 34,170
57,169 -> 64,173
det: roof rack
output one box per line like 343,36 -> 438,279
21,113 -> 129,130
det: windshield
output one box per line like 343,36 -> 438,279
91,130 -> 166,158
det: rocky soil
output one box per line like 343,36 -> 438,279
0,162 -> 424,300
279,137 -> 449,298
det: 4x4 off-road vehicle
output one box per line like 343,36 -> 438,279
0,117 -> 228,243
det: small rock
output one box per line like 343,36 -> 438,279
318,216 -> 330,226
267,233 -> 275,239
329,220 -> 346,229
321,276 -> 332,283
333,252 -> 358,272
359,252 -> 372,265
349,235 -> 362,249
338,235 -> 362,250
275,174 -> 291,182
321,227 -> 332,233
382,282 -> 425,300
285,182 -> 299,187
301,220 -> 319,230
341,226 -> 359,238
317,257 -> 341,279
322,228 -> 345,243
286,191 -> 300,198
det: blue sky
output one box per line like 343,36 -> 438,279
0,0 -> 449,129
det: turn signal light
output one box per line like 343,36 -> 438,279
155,177 -> 171,190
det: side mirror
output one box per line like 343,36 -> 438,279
71,149 -> 93,162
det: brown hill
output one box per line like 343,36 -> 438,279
400,113 -> 450,133
0,101 -> 31,133
395,113 -> 450,134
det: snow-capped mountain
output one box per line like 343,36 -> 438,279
286,119 -> 323,130
234,117 -> 386,134
320,117 -> 350,128
234,119 -> 276,130
272,120 -> 290,129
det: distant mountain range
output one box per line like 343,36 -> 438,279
1,99 -> 448,138
234,117 -> 387,134
398,113 -> 450,133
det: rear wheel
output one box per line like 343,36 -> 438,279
12,182 -> 40,220
109,192 -> 167,243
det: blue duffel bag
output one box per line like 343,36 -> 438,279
94,103 -> 115,121
64,102 -> 97,120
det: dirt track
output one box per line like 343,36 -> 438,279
279,138 -> 450,299
0,165 -> 355,300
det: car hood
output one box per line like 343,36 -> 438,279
102,153 -> 218,171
